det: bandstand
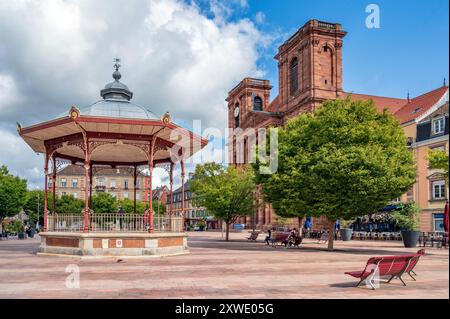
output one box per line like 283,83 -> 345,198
17,60 -> 207,257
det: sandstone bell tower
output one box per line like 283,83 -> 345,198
275,19 -> 347,118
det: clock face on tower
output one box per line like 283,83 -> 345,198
234,106 -> 240,118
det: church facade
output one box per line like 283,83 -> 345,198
226,19 -> 449,232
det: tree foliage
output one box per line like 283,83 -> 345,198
119,198 -> 146,214
254,98 -> 416,250
0,165 -> 27,221
56,194 -> 85,214
152,199 -> 166,214
190,163 -> 256,241
391,203 -> 420,231
23,190 -> 50,227
91,192 -> 117,213
117,198 -> 165,214
428,149 -> 449,183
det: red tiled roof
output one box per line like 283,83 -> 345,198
57,165 -> 84,175
342,92 -> 407,114
393,86 -> 448,124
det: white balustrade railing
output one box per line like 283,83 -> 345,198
47,214 -> 84,232
46,213 -> 183,233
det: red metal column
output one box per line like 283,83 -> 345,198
83,137 -> 90,233
89,164 -> 93,208
52,156 -> 56,214
169,162 -> 173,231
148,138 -> 155,233
169,162 -> 174,215
83,161 -> 90,233
43,152 -> 49,231
133,165 -> 137,215
181,160 -> 185,231
148,162 -> 153,233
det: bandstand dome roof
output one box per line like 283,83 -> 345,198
55,99 -> 160,121
18,61 -> 207,166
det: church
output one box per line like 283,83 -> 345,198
226,19 -> 449,231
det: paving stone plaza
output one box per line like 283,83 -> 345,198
0,231 -> 448,299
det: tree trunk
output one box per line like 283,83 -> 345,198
225,221 -> 230,241
298,216 -> 304,237
327,221 -> 335,251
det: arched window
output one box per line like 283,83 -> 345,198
290,57 -> 298,95
322,46 -> 333,86
253,96 -> 263,111
234,103 -> 240,128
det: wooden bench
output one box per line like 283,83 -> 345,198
247,231 -> 260,241
345,249 -> 425,289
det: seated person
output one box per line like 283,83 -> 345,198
283,228 -> 298,247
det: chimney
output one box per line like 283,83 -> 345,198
188,172 -> 194,180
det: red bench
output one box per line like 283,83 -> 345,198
269,232 -> 290,247
345,249 -> 425,289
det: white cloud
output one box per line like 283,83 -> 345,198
0,128 -> 43,189
0,0 -> 269,189
0,74 -> 21,114
255,11 -> 266,24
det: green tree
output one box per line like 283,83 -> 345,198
0,165 -> 27,223
391,203 -> 420,231
56,194 -> 85,214
119,198 -> 147,214
117,198 -> 165,215
255,97 -> 416,250
428,149 -> 449,183
23,190 -> 50,228
91,192 -> 117,213
152,199 -> 166,215
190,163 -> 256,241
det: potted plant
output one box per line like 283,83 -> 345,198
392,203 -> 421,248
197,220 -> 206,231
339,219 -> 354,241
8,220 -> 25,239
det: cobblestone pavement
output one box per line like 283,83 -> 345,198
0,231 -> 448,298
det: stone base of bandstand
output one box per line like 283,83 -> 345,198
37,232 -> 188,258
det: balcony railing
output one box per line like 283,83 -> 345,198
317,21 -> 337,29
47,213 -> 183,233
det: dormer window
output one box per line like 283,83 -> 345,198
411,107 -> 421,114
432,116 -> 445,135
253,96 -> 263,111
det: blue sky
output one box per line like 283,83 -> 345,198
0,0 -> 448,189
200,0 -> 449,100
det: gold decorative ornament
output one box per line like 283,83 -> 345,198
162,112 -> 171,125
69,106 -> 80,119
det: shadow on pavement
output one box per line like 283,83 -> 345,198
187,236 -> 416,256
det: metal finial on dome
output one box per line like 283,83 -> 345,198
100,57 -> 133,101
112,57 -> 121,81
